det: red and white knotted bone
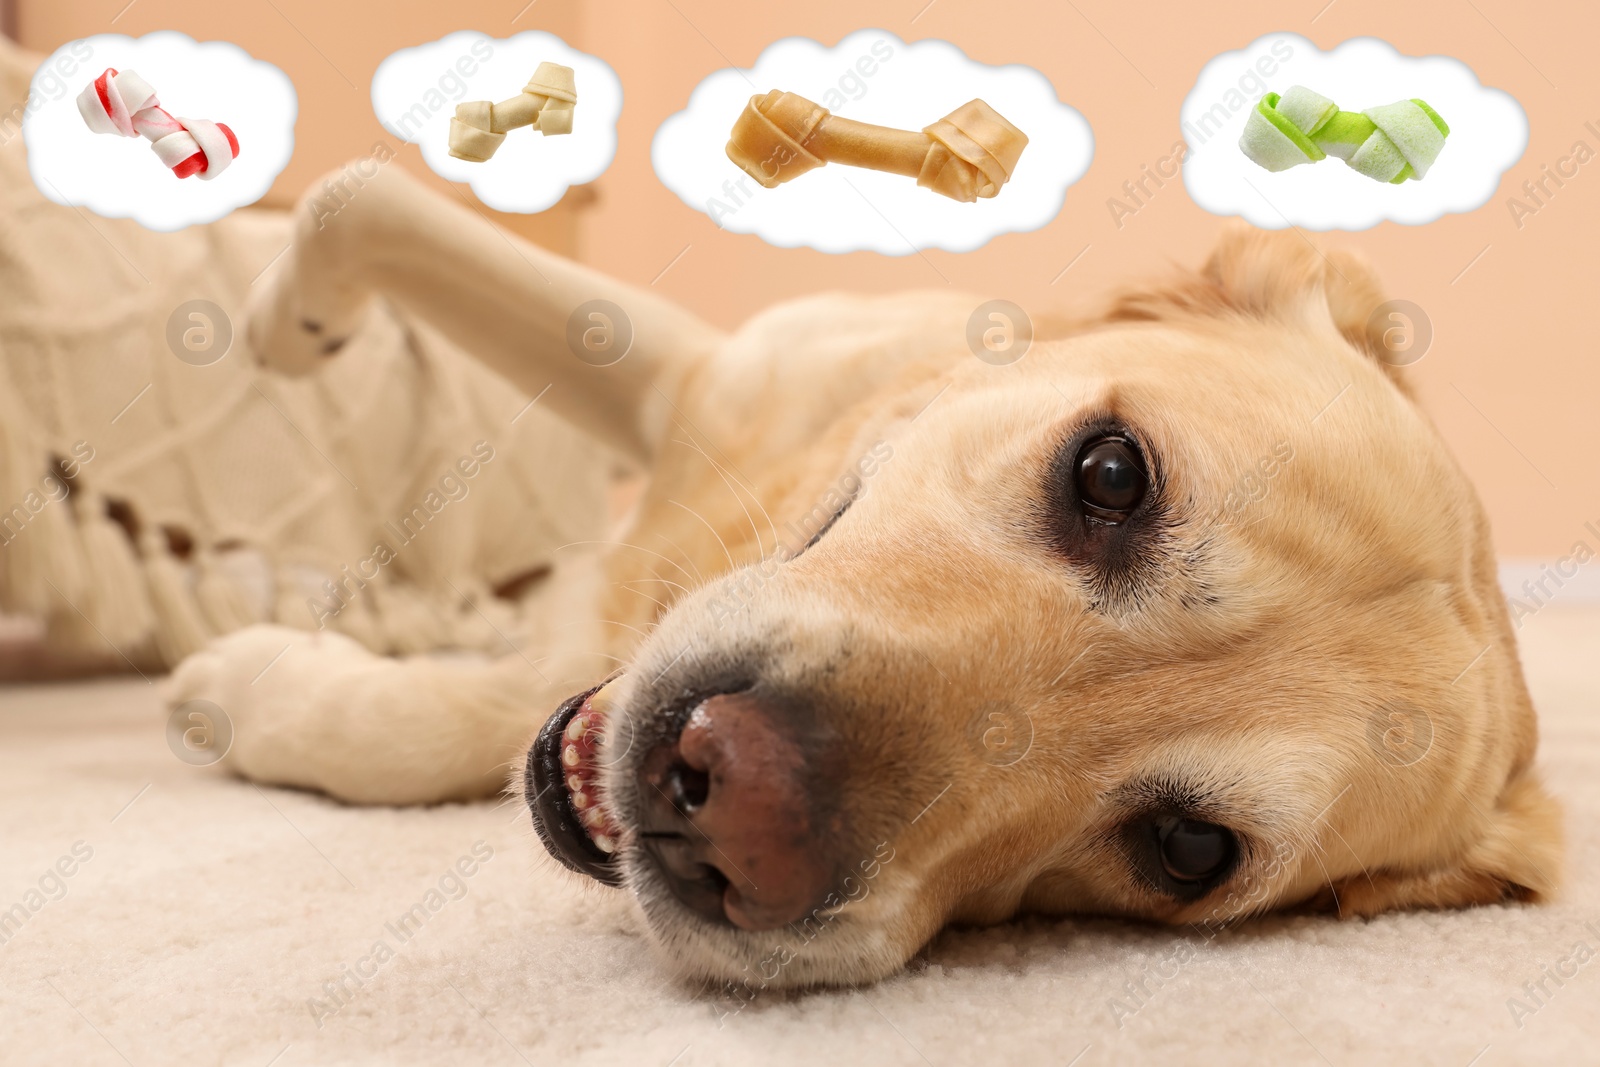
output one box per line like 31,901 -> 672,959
76,68 -> 239,180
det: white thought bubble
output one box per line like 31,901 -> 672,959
371,30 -> 621,215
1181,33 -> 1527,231
652,30 -> 1093,255
23,32 -> 297,232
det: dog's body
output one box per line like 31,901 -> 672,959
171,164 -> 1560,987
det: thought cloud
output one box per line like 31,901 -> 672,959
652,30 -> 1093,255
23,32 -> 297,232
371,30 -> 621,215
1181,34 -> 1527,231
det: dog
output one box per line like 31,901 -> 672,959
171,163 -> 1561,989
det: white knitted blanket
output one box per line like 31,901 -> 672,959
0,36 -> 605,670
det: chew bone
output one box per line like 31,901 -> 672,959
725,91 -> 1028,202
1239,86 -> 1450,183
448,62 -> 577,163
76,67 -> 239,180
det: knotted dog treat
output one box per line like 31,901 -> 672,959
1237,86 -> 1338,171
1319,99 -> 1451,183
1239,86 -> 1449,183
725,91 -> 1028,202
448,62 -> 577,163
76,68 -> 239,180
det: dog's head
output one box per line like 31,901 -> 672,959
525,228 -> 1561,989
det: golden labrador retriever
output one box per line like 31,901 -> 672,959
172,163 -> 1560,990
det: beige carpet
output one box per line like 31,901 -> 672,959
2,606 -> 1596,1067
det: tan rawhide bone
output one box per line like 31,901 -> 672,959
448,62 -> 577,163
726,91 -> 1028,202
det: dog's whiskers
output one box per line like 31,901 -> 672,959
616,582 -> 672,614
649,532 -> 709,586
1319,820 -> 1378,893
668,498 -> 739,573
555,539 -> 701,585
672,432 -> 781,560
597,618 -> 654,642
1296,828 -> 1343,913
629,574 -> 691,597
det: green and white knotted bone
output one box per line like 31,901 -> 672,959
1239,86 -> 1450,183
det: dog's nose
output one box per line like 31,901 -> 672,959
636,692 -> 833,930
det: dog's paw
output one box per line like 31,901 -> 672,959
245,199 -> 373,376
166,624 -> 385,794
166,624 -> 532,804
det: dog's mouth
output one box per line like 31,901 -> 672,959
526,684 -> 626,886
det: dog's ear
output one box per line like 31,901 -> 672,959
1323,767 -> 1563,916
1099,224 -> 1412,393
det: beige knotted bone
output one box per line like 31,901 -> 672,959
448,62 -> 577,163
726,91 -> 1028,202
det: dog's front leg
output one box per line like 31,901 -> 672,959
165,623 -> 581,803
165,549 -> 615,804
248,163 -> 726,465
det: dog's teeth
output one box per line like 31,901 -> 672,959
565,715 -> 586,742
581,806 -> 605,828
573,790 -> 590,809
594,834 -> 616,854
562,744 -> 580,768
566,774 -> 584,793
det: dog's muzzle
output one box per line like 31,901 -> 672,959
526,684 -> 624,886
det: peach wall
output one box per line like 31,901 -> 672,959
18,0 -> 587,251
16,0 -> 1599,556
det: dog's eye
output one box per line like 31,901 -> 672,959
1074,436 -> 1148,520
1155,816 -> 1235,884
1122,811 -> 1239,899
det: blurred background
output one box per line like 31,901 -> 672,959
0,0 -> 1594,677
